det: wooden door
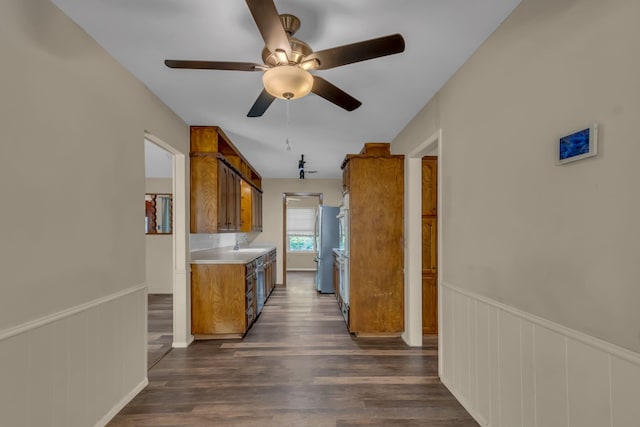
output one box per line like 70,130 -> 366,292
422,157 -> 438,334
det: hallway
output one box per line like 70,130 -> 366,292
109,273 -> 477,426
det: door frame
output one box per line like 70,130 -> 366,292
404,129 -> 443,359
144,132 -> 192,348
282,192 -> 323,287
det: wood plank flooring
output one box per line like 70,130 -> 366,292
148,294 -> 173,370
111,272 -> 478,426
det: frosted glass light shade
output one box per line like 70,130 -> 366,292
262,66 -> 313,100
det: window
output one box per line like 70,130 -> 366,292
286,207 -> 316,252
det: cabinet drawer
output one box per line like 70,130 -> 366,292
246,273 -> 255,293
341,301 -> 350,326
245,262 -> 255,276
246,289 -> 254,308
246,306 -> 254,327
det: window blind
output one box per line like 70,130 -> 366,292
286,208 -> 316,235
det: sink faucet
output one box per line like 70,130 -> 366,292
233,235 -> 240,251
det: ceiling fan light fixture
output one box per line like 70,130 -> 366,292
300,58 -> 320,71
274,48 -> 289,65
262,65 -> 313,100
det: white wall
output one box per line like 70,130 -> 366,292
146,178 -> 173,294
0,0 -> 189,425
252,179 -> 343,282
392,0 -> 640,425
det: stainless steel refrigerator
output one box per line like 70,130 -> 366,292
315,205 -> 340,293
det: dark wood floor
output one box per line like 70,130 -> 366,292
147,294 -> 173,370
112,272 -> 478,426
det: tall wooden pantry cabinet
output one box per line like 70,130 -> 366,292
342,143 -> 404,336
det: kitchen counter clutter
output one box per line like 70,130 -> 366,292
190,244 -> 277,339
190,243 -> 276,264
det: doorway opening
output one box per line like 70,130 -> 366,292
144,132 -> 191,356
282,192 -> 323,288
404,130 -> 442,357
144,138 -> 174,368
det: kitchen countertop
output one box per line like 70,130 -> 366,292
190,243 -> 277,264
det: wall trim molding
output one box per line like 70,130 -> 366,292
95,377 -> 149,427
0,283 -> 147,342
442,281 -> 640,367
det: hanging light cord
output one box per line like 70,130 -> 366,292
285,98 -> 292,151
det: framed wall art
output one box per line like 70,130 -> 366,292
557,123 -> 598,164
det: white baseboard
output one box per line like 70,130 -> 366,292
95,377 -> 148,427
173,334 -> 195,348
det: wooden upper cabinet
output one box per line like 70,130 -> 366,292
422,156 -> 437,216
190,126 -> 262,233
240,180 -> 252,232
217,161 -> 229,231
240,179 -> 263,233
227,170 -> 240,231
191,152 -> 220,233
252,188 -> 263,232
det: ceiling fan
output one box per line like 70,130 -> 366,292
164,0 -> 405,117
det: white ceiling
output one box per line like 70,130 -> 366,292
52,0 -> 521,179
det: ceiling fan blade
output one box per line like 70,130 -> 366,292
245,0 -> 291,58
247,89 -> 276,117
306,34 -> 405,70
165,60 -> 264,72
311,76 -> 362,112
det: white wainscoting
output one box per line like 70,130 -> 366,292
0,285 -> 148,427
441,282 -> 640,427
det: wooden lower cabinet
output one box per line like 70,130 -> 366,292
191,250 -> 277,339
264,249 -> 277,295
191,264 -> 248,338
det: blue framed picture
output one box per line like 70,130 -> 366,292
557,123 -> 598,164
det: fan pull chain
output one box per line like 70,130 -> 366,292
285,98 -> 292,151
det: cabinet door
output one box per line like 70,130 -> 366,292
257,191 -> 263,231
190,154 -> 219,233
240,180 -> 252,232
251,187 -> 257,231
422,157 -> 437,216
270,250 -> 277,288
251,188 -> 263,232
192,264 -> 246,335
422,274 -> 437,334
422,217 -> 437,274
422,220 -> 437,335
217,161 -> 229,230
227,171 -> 240,231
